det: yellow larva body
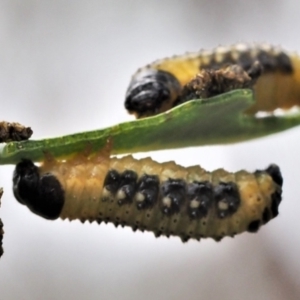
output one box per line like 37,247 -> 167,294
126,43 -> 300,117
32,145 -> 282,242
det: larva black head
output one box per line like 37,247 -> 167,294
125,69 -> 181,118
13,159 -> 64,220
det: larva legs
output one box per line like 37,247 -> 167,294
12,145 -> 283,242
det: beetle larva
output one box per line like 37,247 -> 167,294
125,43 -> 300,118
12,144 -> 283,242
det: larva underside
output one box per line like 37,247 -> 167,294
13,144 -> 283,242
125,43 -> 300,118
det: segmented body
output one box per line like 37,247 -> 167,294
125,43 -> 300,117
13,144 -> 282,242
12,43 -> 288,242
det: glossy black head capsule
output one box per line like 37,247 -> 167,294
125,69 -> 181,118
13,159 -> 65,220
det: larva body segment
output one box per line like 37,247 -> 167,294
125,43 -> 300,118
12,146 -> 283,242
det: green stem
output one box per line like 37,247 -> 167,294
1,89 -> 300,165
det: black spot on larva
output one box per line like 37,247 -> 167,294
237,51 -> 254,70
265,164 -> 283,187
247,61 -> 263,82
12,159 -> 64,220
214,182 -> 240,218
161,179 -> 186,215
117,170 -> 138,205
276,52 -> 293,73
103,169 -> 121,194
125,69 -> 181,117
208,51 -> 235,69
135,174 -> 159,209
271,189 -> 282,217
247,220 -> 261,233
257,50 -> 277,71
187,181 -> 213,219
262,207 -> 271,224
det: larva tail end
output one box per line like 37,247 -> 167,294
265,164 -> 283,187
256,164 -> 283,220
13,159 -> 65,220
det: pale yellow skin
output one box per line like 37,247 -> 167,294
39,141 -> 278,241
134,43 -> 300,114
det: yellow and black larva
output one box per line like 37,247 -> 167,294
12,144 -> 283,242
125,43 -> 300,118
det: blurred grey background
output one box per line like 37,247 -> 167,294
1,1 -> 300,299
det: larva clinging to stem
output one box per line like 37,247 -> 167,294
12,141 -> 283,242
